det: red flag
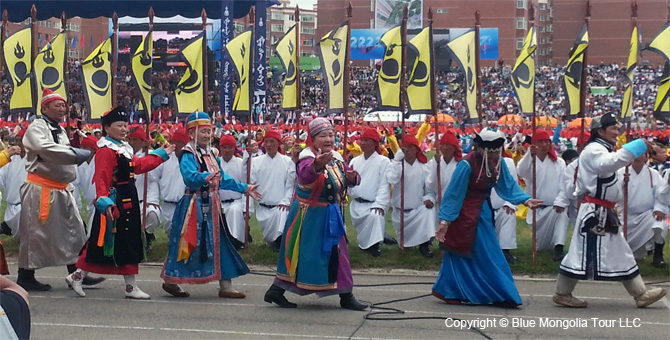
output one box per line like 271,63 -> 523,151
81,34 -> 85,48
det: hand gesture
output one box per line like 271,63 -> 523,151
162,143 -> 176,155
370,208 -> 385,216
424,200 -> 434,209
105,205 -> 117,221
503,206 -> 515,215
314,148 -> 333,171
278,204 -> 290,212
435,221 -> 450,243
345,169 -> 358,185
554,206 -> 565,213
245,184 -> 262,201
207,170 -> 220,185
653,211 -> 666,222
6,145 -> 21,156
526,199 -> 544,209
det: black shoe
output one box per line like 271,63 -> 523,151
383,233 -> 398,245
363,243 -> 381,257
231,237 -> 245,251
340,292 -> 368,311
271,236 -> 282,253
247,233 -> 253,244
552,244 -> 565,262
17,269 -> 52,291
652,243 -> 667,269
0,222 -> 12,236
503,249 -> 517,264
264,284 -> 297,308
419,241 -> 433,258
145,232 -> 156,253
82,276 -> 106,287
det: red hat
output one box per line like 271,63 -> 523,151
40,88 -> 65,107
262,130 -> 282,143
532,130 -> 552,143
16,129 -> 27,138
402,135 -> 427,163
80,136 -> 99,150
128,128 -> 148,141
439,131 -> 462,161
360,128 -> 380,143
171,128 -> 190,144
219,134 -> 237,147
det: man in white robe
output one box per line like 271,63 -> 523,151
219,134 -> 249,249
427,131 -> 461,222
348,128 -> 390,256
491,156 -> 519,264
553,113 -> 666,309
158,129 -> 189,235
387,136 -> 436,257
555,149 -> 581,228
617,153 -> 668,267
517,130 -> 569,261
73,136 -> 99,236
0,129 -> 28,239
250,130 -> 296,251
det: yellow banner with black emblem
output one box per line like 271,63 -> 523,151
645,22 -> 670,123
621,26 -> 639,121
318,22 -> 348,115
224,28 -> 253,116
131,30 -> 153,118
2,26 -> 34,113
34,31 -> 67,107
374,25 -> 402,111
445,29 -> 478,121
275,25 -> 298,110
511,26 -> 536,116
407,24 -> 434,115
82,35 -> 113,120
175,32 -> 205,114
562,24 -> 589,117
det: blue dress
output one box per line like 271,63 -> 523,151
432,158 -> 530,306
161,146 -> 249,284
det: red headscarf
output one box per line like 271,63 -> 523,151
80,136 -> 99,150
171,128 -> 190,144
439,131 -> 462,161
402,136 -> 427,163
361,127 -> 382,154
532,130 -> 557,161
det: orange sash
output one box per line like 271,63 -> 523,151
26,173 -> 68,224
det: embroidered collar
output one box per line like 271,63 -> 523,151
593,137 -> 613,152
98,136 -> 134,159
41,115 -> 64,133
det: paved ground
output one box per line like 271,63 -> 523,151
6,262 -> 669,340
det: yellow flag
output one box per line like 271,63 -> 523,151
563,24 -> 589,116
621,27 -> 639,121
407,25 -> 433,115
81,36 -> 113,120
374,25 -> 402,110
224,28 -> 253,116
511,26 -> 536,116
131,30 -> 153,116
318,23 -> 348,115
446,29 -> 478,121
275,25 -> 298,110
645,22 -> 670,123
646,22 -> 670,62
2,27 -> 33,113
175,32 -> 205,114
34,31 -> 66,104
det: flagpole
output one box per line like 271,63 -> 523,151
475,10 -> 483,124
579,1 -> 591,142
31,5 -> 37,115
344,2 -> 352,160
61,12 -> 69,107
0,11 -> 7,106
428,8 -> 441,208
623,1 -> 637,241
528,4 -> 538,267
244,6 -> 255,251
295,6 -> 301,143
399,5 -> 408,253
202,9 -> 208,114
112,13 -> 118,107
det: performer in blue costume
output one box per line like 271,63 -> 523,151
434,127 -> 543,308
161,112 -> 261,298
264,118 -> 368,311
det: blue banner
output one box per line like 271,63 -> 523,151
221,0 -> 234,117
254,0 -> 267,124
350,29 -> 386,60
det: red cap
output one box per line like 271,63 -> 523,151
402,135 -> 427,164
439,131 -> 462,161
171,129 -> 190,144
262,130 -> 282,143
40,88 -> 66,107
219,134 -> 237,147
16,129 -> 27,138
128,128 -> 148,141
361,128 -> 380,143
532,130 -> 552,143
80,136 -> 99,150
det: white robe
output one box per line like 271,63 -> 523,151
555,160 -> 580,227
348,152 -> 391,249
219,156 -> 248,243
560,139 -> 645,281
250,153 -> 296,243
74,159 -> 96,237
427,156 -> 458,216
0,155 -> 27,239
517,152 -> 569,250
135,150 -> 162,234
387,150 -> 436,248
491,158 -> 518,250
616,166 -> 668,255
158,153 -> 186,234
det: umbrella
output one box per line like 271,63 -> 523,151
430,113 -> 454,123
497,114 -> 524,127
568,118 -> 592,129
534,116 -> 558,128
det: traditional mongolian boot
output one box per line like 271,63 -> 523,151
162,283 -> 190,297
65,270 -> 86,297
362,243 -> 381,257
652,243 -> 667,268
339,292 -> 368,311
552,293 -> 587,308
419,241 -> 433,258
264,284 -> 297,308
503,249 -> 517,264
17,268 -> 52,291
383,232 -> 398,245
67,264 -> 105,287
552,244 -> 565,262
